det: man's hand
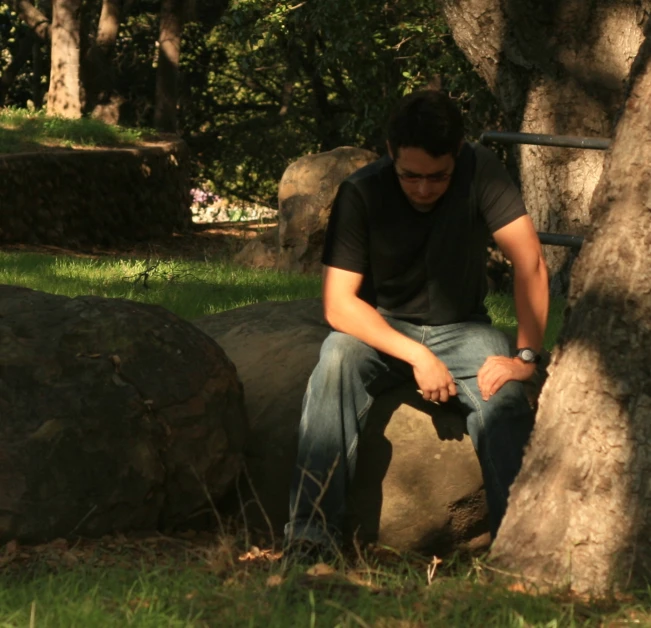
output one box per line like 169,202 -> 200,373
412,347 -> 457,403
477,356 -> 536,401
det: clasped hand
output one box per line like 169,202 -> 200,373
413,349 -> 535,404
476,355 -> 535,401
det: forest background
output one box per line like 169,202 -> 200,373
0,0 -> 501,207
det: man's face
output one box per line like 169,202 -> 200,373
389,145 -> 456,209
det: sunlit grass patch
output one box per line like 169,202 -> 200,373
0,107 -> 154,153
0,251 -> 565,348
0,251 -> 323,321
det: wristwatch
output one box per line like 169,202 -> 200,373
515,347 -> 541,364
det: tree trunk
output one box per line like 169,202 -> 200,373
154,0 -> 184,132
15,0 -> 51,41
82,0 -> 122,122
491,22 -> 651,596
47,0 -> 82,118
441,0 -> 649,294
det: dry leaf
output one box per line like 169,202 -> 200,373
306,563 -> 336,577
61,551 -> 79,567
507,582 -> 528,593
112,373 -> 127,387
5,540 -> 19,556
50,538 -> 69,550
266,574 -> 284,587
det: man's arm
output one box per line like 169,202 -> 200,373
476,215 -> 549,400
322,266 -> 457,403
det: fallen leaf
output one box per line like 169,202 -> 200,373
266,574 -> 284,587
50,538 -> 69,550
507,582 -> 528,593
306,563 -> 336,577
61,551 -> 79,567
5,540 -> 19,556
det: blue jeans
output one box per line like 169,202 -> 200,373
284,316 -> 534,549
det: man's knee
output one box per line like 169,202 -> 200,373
318,332 -> 372,370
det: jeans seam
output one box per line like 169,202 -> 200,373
455,379 -> 508,504
348,393 -> 374,461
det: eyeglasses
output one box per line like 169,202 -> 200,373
395,168 -> 454,184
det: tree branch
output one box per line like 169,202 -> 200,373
14,0 -> 51,42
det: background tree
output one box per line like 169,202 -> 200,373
441,0 -> 650,293
1,0 -> 500,207
47,0 -> 82,117
153,0 -> 182,131
82,0 -> 121,121
491,20 -> 651,596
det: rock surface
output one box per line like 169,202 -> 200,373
0,285 -> 246,542
235,146 -> 378,272
0,140 -> 191,247
196,299 -> 547,553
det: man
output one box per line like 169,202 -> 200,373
284,90 -> 549,562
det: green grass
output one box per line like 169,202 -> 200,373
0,249 -> 644,626
0,538 -> 648,627
0,251 -> 564,348
0,251 -> 322,320
0,107 -> 154,153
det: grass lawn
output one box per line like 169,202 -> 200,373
3,248 -> 636,627
0,107 -> 155,153
1,535 -> 649,627
0,250 -> 564,350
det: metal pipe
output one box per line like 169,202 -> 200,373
537,232 -> 584,249
480,131 -> 611,151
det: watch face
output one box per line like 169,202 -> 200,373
520,349 -> 535,362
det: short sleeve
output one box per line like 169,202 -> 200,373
321,180 -> 369,273
474,145 -> 527,233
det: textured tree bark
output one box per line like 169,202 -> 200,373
154,0 -> 184,132
47,0 -> 82,118
83,0 -> 122,121
491,22 -> 651,596
441,0 -> 650,293
15,0 -> 51,41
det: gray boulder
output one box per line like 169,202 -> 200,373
196,299 -> 547,553
0,285 -> 246,542
235,146 -> 378,272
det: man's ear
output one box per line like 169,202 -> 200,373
386,140 -> 393,159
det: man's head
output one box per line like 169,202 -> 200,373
387,90 -> 464,209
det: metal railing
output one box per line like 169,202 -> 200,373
479,131 -> 612,249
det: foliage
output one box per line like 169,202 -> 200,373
182,0 -> 501,204
0,0 -> 501,204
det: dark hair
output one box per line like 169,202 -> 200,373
387,90 -> 464,158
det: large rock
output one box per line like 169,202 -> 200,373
0,285 -> 246,542
195,299 -> 547,554
234,147 -> 378,272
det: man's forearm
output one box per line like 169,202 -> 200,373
324,297 -> 427,367
513,255 -> 549,352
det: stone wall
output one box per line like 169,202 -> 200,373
0,139 -> 192,247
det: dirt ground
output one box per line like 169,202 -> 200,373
0,220 -> 276,262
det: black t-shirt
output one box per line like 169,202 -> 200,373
321,142 -> 527,325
